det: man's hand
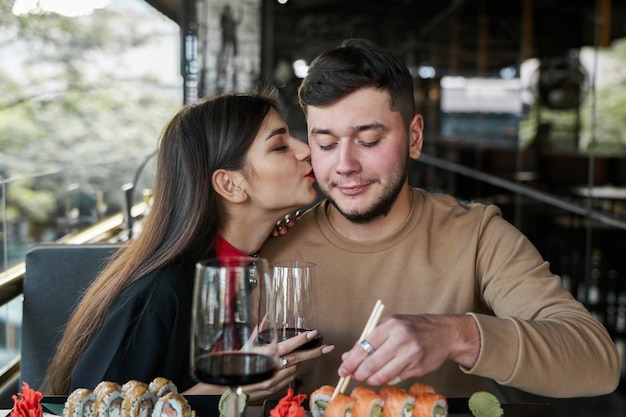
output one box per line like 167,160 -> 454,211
337,314 -> 480,386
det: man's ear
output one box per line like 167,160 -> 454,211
408,114 -> 424,160
212,169 -> 248,203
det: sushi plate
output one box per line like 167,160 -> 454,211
262,397 -> 560,417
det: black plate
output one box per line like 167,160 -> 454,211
42,395 -> 221,417
262,397 -> 560,417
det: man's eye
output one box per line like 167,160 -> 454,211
361,139 -> 380,148
318,143 -> 336,151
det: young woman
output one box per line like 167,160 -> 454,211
41,92 -> 330,400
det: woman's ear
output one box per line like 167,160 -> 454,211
212,169 -> 248,203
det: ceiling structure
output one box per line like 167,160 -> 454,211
145,0 -> 626,78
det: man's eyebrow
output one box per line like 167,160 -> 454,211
310,123 -> 386,136
355,122 -> 386,132
310,127 -> 332,135
264,126 -> 287,141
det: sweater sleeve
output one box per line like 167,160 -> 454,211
462,205 -> 620,397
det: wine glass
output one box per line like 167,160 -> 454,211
269,261 -> 322,390
191,256 -> 279,417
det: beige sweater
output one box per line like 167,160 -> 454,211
262,188 -> 620,398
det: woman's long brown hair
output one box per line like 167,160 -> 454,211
41,93 -> 277,394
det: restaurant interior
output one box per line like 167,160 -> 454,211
1,0 -> 626,415
151,0 -> 626,414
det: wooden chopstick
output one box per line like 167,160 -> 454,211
330,299 -> 385,400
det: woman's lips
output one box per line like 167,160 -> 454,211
306,170 -> 315,179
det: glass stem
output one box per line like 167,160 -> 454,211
234,386 -> 243,417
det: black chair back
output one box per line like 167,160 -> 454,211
21,243 -> 121,391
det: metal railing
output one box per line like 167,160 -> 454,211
0,202 -> 147,395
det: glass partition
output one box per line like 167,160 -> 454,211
0,156 -> 156,371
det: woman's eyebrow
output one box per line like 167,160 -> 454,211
264,126 -> 287,141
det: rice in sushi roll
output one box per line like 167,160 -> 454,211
412,393 -> 447,417
93,382 -> 123,417
324,394 -> 354,417
350,387 -> 383,417
309,385 -> 335,417
380,386 -> 415,417
63,388 -> 95,417
149,378 -> 178,398
151,392 -> 194,417
122,384 -> 157,417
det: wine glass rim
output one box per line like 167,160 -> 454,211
196,256 -> 269,267
270,260 -> 316,268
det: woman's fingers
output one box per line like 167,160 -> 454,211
277,330 -> 335,368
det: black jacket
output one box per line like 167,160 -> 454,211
70,261 -> 197,391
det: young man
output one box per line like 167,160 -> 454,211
263,38 -> 620,398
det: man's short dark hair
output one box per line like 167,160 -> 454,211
298,38 -> 415,126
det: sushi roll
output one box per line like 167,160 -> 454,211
309,385 -> 335,417
324,394 -> 354,417
350,387 -> 378,399
94,382 -> 124,417
350,387 -> 383,417
93,381 -> 122,398
149,378 -> 178,398
151,392 -> 194,417
407,383 -> 435,398
412,393 -> 447,417
122,384 -> 157,417
121,380 -> 149,396
380,386 -> 415,417
63,388 -> 95,417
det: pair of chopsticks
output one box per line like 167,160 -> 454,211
330,299 -> 385,401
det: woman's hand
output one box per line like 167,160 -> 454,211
277,329 -> 334,371
244,330 -> 334,403
270,210 -> 303,237
183,330 -> 334,402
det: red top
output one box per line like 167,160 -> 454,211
214,235 -> 260,259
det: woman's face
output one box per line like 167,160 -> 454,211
241,108 -> 317,214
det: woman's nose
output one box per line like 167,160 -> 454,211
293,137 -> 311,161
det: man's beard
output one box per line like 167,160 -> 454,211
323,159 -> 408,224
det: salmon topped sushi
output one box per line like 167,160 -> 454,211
413,393 -> 447,417
380,386 -> 415,417
310,385 -> 336,417
350,387 -> 384,417
350,387 -> 378,399
407,383 -> 435,398
324,394 -> 355,417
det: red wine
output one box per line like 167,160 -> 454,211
193,352 -> 277,386
259,327 -> 324,350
